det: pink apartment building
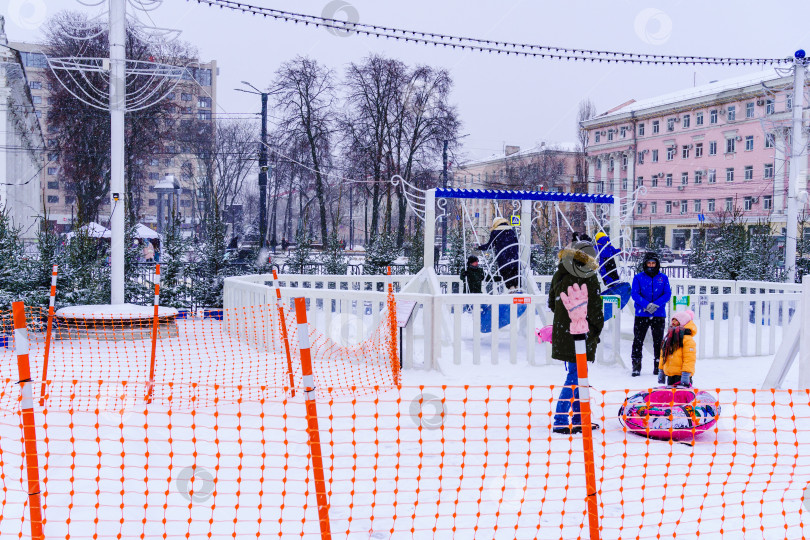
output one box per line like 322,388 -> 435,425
582,69 -> 806,252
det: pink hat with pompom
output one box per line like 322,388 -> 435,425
672,309 -> 694,327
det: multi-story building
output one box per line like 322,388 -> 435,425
0,27 -> 44,240
454,143 -> 583,235
11,41 -> 217,232
582,69 -> 805,251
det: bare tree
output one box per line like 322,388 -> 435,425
273,57 -> 335,246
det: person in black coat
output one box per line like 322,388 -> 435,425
478,217 -> 521,290
460,255 -> 501,293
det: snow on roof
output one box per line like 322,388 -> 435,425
135,223 -> 160,240
597,68 -> 787,119
463,141 -> 580,167
56,303 -> 179,319
64,221 -> 110,240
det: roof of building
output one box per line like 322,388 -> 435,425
461,141 -> 580,169
595,68 -> 788,120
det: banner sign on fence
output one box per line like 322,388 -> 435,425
672,295 -> 691,311
512,297 -> 531,305
602,295 -> 620,321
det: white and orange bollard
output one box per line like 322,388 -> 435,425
272,264 -> 295,396
146,263 -> 160,404
573,335 -> 600,540
294,297 -> 332,540
12,301 -> 44,539
39,264 -> 58,406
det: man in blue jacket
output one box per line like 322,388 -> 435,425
630,252 -> 671,377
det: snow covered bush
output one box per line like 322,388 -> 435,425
322,229 -> 347,275
364,231 -> 399,275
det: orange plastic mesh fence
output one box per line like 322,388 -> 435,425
0,306 -> 809,538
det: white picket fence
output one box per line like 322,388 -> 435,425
224,272 -> 808,386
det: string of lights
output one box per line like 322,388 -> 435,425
193,0 -> 791,66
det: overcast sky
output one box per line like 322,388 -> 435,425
4,0 -> 810,165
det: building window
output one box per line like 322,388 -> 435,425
682,145 -> 690,159
198,111 -> 212,121
149,199 -> 157,207
683,114 -> 690,128
725,198 -> 733,212
638,152 -> 644,165
710,110 -> 718,124
181,93 -> 192,101
195,68 -> 213,86
609,157 -> 614,171
651,175 -> 658,188
743,166 -> 753,180
637,203 -> 643,215
651,201 -> 658,214
198,97 -> 211,108
665,174 -> 673,187
695,143 -> 703,158
763,195 -> 772,210
726,137 -> 736,154
167,92 -> 176,100
766,99 -> 775,115
638,123 -> 645,136
608,130 -> 614,141
708,169 -> 716,184
47,167 -> 57,175
20,51 -> 47,68
666,201 -> 672,214
150,158 -> 159,166
32,96 -> 41,104
745,135 -> 754,151
709,141 -> 717,155
48,152 -> 58,161
744,196 -> 753,211
181,199 -> 191,207
595,132 -> 600,143
47,181 -> 58,190
727,106 -> 736,122
765,133 -> 775,148
666,147 -> 675,161
787,96 -> 793,111
65,196 -> 75,204
694,199 -> 702,213
681,172 -> 688,185
708,199 -> 715,212
652,149 -> 659,162
622,154 -> 628,169
653,120 -> 660,134
621,178 -> 627,191
726,168 -> 734,182
667,118 -> 675,131
148,172 -> 159,180
680,200 -> 688,214
694,171 -> 703,184
764,163 -> 774,179
47,195 -> 59,204
746,102 -> 755,118
164,158 -> 173,167
620,126 -> 627,138
29,81 -> 41,90
696,112 -> 704,126
637,176 -> 644,187
35,111 -> 41,119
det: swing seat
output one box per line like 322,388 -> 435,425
480,303 -> 527,333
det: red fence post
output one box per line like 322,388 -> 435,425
294,297 -> 332,540
574,339 -> 601,540
40,264 -> 58,406
12,301 -> 44,539
147,263 -> 160,404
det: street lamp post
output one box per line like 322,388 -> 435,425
237,82 -> 270,249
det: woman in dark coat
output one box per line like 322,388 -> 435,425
548,240 -> 604,434
478,217 -> 521,290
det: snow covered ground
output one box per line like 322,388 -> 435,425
0,310 -> 807,539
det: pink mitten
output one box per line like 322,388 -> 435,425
559,283 -> 589,335
535,325 -> 553,344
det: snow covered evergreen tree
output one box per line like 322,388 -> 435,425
322,229 -> 347,275
0,210 -> 32,309
743,221 -> 780,282
160,213 -> 190,308
364,231 -> 399,275
191,209 -> 227,308
288,227 -> 313,274
60,228 -> 110,306
531,226 -> 558,275
407,221 -> 424,274
447,225 -> 466,276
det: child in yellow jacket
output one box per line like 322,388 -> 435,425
657,309 -> 697,387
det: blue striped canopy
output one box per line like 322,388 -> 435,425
433,188 -> 613,204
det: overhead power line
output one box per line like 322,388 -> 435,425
192,0 -> 790,66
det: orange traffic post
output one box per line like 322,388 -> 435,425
146,263 -> 160,404
12,301 -> 44,540
386,266 -> 400,386
39,264 -> 58,406
294,297 -> 332,540
574,336 -> 601,540
273,265 -> 295,396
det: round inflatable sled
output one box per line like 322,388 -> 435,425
618,387 -> 721,442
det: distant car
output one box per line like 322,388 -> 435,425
681,249 -> 694,264
658,246 -> 675,263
